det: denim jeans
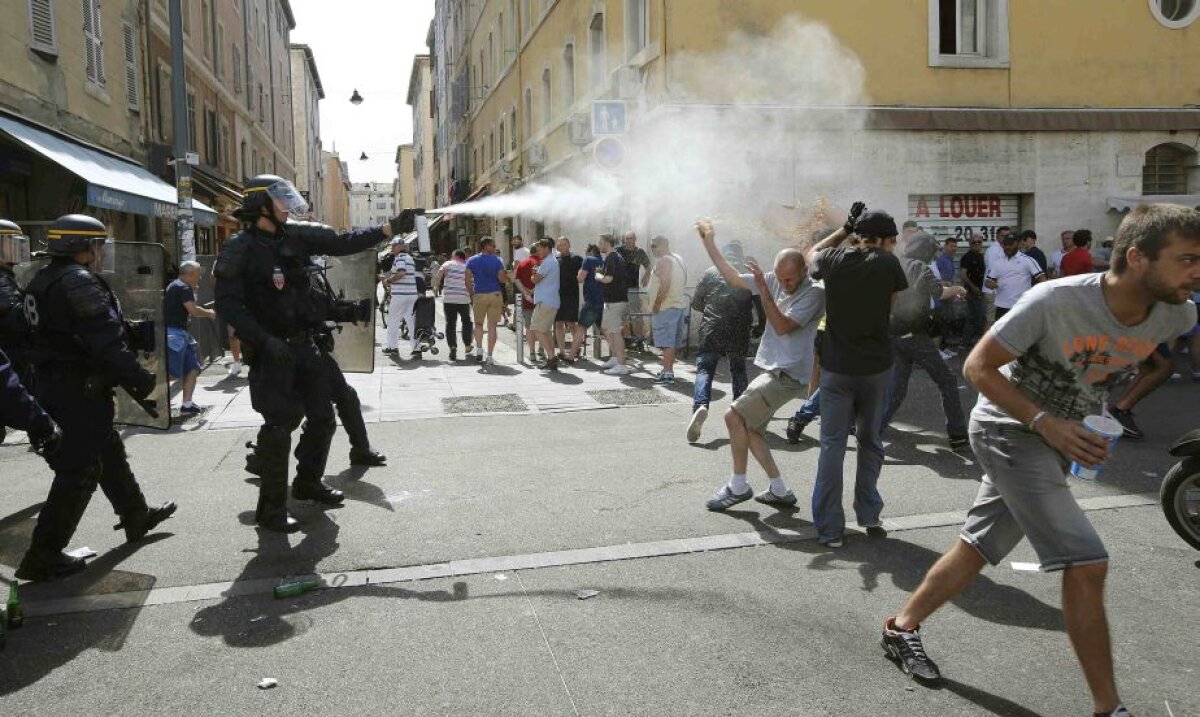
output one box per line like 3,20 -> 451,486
882,333 -> 969,439
792,387 -> 820,423
812,368 -> 891,543
963,293 -> 985,346
692,351 -> 748,411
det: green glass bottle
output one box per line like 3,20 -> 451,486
0,605 -> 7,651
5,583 -> 21,630
272,578 -> 321,599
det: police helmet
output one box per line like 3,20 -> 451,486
234,174 -> 309,222
45,214 -> 110,257
0,218 -> 30,264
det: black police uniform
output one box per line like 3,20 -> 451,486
0,265 -> 28,371
0,346 -> 55,441
18,253 -> 175,581
214,220 -> 389,530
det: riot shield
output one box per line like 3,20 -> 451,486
320,250 -> 377,373
107,242 -> 170,429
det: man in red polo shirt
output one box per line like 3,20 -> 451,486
515,249 -> 542,361
1060,229 -> 1097,276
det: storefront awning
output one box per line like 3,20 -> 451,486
1108,195 -> 1200,212
0,114 -> 218,226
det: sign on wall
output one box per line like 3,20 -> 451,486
592,101 -> 627,136
908,194 -> 1021,243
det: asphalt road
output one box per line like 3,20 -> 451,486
1,349 -> 1197,716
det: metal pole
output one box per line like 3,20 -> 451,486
168,0 -> 195,263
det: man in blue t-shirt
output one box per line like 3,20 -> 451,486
465,236 -> 509,364
165,261 -> 215,415
577,244 -> 605,343
529,238 -> 562,371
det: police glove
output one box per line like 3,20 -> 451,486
843,201 -> 867,234
30,418 -> 63,458
127,370 -> 157,402
262,337 -> 294,369
388,209 -> 425,236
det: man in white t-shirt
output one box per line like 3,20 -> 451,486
1047,230 -> 1074,279
384,237 -> 419,358
985,231 -> 1045,321
982,226 -> 1010,325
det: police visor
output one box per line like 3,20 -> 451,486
0,230 -> 31,264
259,179 -> 309,215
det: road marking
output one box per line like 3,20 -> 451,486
21,494 -> 1157,618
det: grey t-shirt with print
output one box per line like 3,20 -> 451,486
972,273 -> 1195,426
741,273 -> 825,382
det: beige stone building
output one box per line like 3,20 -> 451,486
395,144 -> 416,212
290,43 -> 324,222
406,55 -> 436,211
321,149 -> 351,231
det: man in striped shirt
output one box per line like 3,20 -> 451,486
435,250 -> 473,361
384,237 -> 419,358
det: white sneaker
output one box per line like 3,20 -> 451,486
600,357 -> 618,369
938,349 -> 956,361
603,363 -> 632,376
486,354 -> 495,366
687,406 -> 708,443
228,361 -> 242,377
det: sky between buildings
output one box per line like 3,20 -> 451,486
290,0 -> 435,183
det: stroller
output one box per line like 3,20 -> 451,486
402,277 -> 444,357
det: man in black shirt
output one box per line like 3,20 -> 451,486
806,204 -> 908,548
617,231 -> 651,341
959,234 -> 987,346
596,234 -> 632,375
1020,229 -> 1048,273
555,237 -> 584,360
165,261 -> 216,415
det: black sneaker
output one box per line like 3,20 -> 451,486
881,619 -> 942,686
1107,406 -> 1144,440
786,416 -> 811,444
948,436 -> 970,451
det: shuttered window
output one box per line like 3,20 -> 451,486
122,21 -> 139,111
1143,144 -> 1191,195
232,45 -> 242,94
82,0 -> 105,88
28,0 -> 58,56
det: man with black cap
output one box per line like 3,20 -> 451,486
805,203 -> 909,548
214,174 -> 420,532
985,230 -> 1045,322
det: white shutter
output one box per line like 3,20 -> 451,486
82,0 -> 105,87
122,21 -> 138,110
28,0 -> 58,55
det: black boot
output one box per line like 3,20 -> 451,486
255,492 -> 299,532
15,547 -> 87,582
244,441 -> 263,478
114,502 -> 178,542
254,426 -> 299,533
348,447 -> 387,466
292,477 -> 345,505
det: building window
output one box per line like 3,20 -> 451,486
27,0 -> 58,56
82,0 -> 105,88
201,0 -> 213,61
183,0 -> 191,35
499,123 -> 505,158
122,21 -> 140,111
156,63 -> 172,140
521,0 -> 531,37
510,107 -> 517,150
562,43 -> 575,110
524,88 -> 532,138
232,45 -> 242,93
1149,0 -> 1200,27
589,12 -> 606,90
1143,144 -> 1193,195
186,89 -> 197,152
205,107 -> 217,165
540,68 -> 551,127
240,139 -> 248,179
626,0 -> 648,59
215,23 -> 225,78
928,0 -> 1010,68
220,120 -> 230,171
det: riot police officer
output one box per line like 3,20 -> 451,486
214,175 -> 418,532
1,218 -> 33,444
0,346 -> 60,455
16,215 -> 176,581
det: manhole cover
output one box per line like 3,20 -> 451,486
442,394 -> 529,414
586,389 -> 674,406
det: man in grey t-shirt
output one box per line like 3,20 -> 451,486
696,221 -> 824,512
880,204 -> 1200,717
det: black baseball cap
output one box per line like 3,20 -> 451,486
855,210 -> 898,239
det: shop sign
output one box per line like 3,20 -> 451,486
908,194 -> 1020,243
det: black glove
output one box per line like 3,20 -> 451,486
388,209 -> 425,236
127,370 -> 157,402
262,336 -> 294,369
30,418 -> 62,457
843,201 -> 867,234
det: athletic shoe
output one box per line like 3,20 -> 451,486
539,357 -> 560,372
600,357 -> 618,369
227,361 -> 242,377
822,538 -> 844,548
786,416 -> 811,444
1107,406 -> 1144,440
1095,707 -> 1132,717
948,436 -> 970,451
383,347 -> 399,355
603,363 -> 631,376
449,349 -> 457,361
863,524 -> 888,539
180,403 -> 203,416
754,489 -> 797,507
687,406 -> 708,443
938,348 -> 957,361
654,372 -> 675,386
705,485 -> 753,512
410,351 -> 423,361
486,355 -> 495,366
881,619 -> 942,686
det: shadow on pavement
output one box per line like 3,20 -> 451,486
328,466 -> 394,513
941,678 -> 1047,717
0,503 -> 44,568
190,513 -> 466,648
718,509 -> 1063,633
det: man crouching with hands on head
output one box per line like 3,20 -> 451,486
696,219 -> 825,511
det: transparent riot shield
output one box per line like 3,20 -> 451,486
107,242 -> 169,429
320,251 -> 377,373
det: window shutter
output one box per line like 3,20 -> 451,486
82,0 -> 105,87
28,0 -> 58,55
122,21 -> 139,110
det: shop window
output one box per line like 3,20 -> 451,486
1143,144 -> 1193,195
928,0 -> 1010,68
1149,0 -> 1200,27
28,0 -> 58,57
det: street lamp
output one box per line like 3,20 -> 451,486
350,89 -> 363,105
360,152 -> 369,161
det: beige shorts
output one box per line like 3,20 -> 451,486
530,303 -> 557,333
601,302 -> 628,333
473,292 -> 503,323
732,371 -> 808,435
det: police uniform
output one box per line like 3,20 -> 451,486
214,175 -> 414,532
0,346 -> 58,449
17,215 -> 175,582
0,218 -> 34,443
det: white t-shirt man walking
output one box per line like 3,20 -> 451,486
385,237 -> 419,357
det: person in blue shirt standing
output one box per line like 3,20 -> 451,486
465,237 -> 510,365
164,261 -> 216,415
529,238 -> 562,372
574,244 -> 605,360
